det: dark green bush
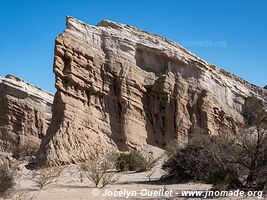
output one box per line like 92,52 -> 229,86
116,150 -> 145,172
116,150 -> 159,172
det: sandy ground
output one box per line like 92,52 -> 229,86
3,160 -> 264,200
1,148 -> 264,200
11,164 -> 210,200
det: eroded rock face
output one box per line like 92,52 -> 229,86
0,75 -> 53,157
37,17 -> 267,166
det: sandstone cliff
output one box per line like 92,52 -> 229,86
0,75 -> 53,158
38,16 -> 267,166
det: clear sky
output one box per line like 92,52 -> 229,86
0,0 -> 266,94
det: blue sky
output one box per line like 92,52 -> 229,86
0,0 -> 266,94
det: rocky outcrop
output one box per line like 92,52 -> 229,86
37,16 -> 267,166
0,75 -> 53,157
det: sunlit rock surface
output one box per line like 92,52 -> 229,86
0,75 -> 53,157
37,16 -> 267,166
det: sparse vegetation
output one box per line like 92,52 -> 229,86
31,167 -> 63,190
0,164 -> 15,197
163,117 -> 267,191
78,171 -> 84,183
163,134 -> 238,188
11,191 -> 37,200
165,139 -> 180,157
79,151 -> 118,188
232,117 -> 267,191
146,168 -> 156,182
143,152 -> 161,172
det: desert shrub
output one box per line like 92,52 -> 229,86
163,117 -> 267,191
31,167 -> 63,190
138,151 -> 160,172
79,151 -> 118,188
0,164 -> 15,197
116,150 -> 159,172
116,150 -> 144,171
11,191 -> 37,200
78,171 -> 84,183
165,139 -> 180,157
231,118 -> 267,190
146,168 -> 156,182
162,134 -> 240,188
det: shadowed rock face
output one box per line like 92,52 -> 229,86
0,75 -> 53,156
37,16 -> 267,166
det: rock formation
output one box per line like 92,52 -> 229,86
37,16 -> 267,166
0,75 -> 53,157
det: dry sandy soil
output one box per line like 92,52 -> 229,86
9,163 -> 212,200
3,159 -> 265,200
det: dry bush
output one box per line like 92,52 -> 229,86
0,162 -> 37,199
31,167 -> 63,190
165,139 -> 180,157
231,117 -> 267,190
101,170 -> 119,187
0,164 -> 15,198
162,134 -> 238,188
79,151 -> 119,188
142,152 -> 161,172
163,117 -> 267,191
11,191 -> 37,200
78,171 -> 84,183
146,168 -> 156,181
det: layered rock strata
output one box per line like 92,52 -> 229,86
0,75 -> 53,156
38,16 -> 267,166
